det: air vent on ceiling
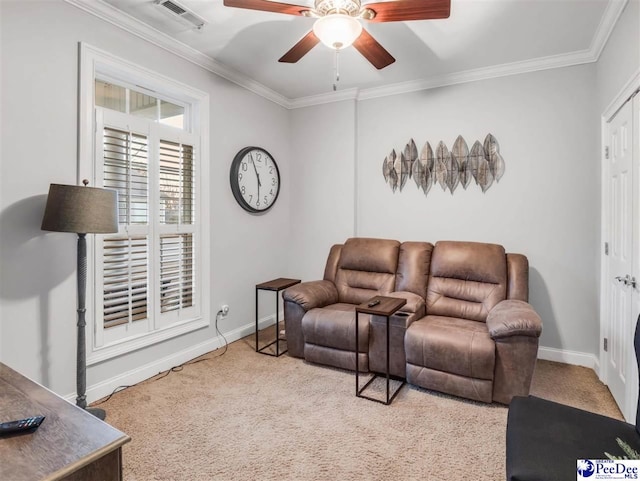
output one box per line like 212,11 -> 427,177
155,0 -> 206,30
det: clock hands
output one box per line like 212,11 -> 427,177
250,152 -> 262,198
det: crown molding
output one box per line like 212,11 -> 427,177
64,0 -> 291,109
289,49 -> 596,106
290,0 -> 628,107
602,66 -> 640,120
356,48 -> 596,102
288,87 -> 359,109
590,0 -> 629,60
65,0 -> 628,110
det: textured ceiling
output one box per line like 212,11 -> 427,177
100,0 -> 614,100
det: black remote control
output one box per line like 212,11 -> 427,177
0,416 -> 45,436
368,300 -> 380,307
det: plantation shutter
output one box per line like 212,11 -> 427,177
159,140 -> 194,225
160,234 -> 194,313
101,126 -> 150,328
103,127 -> 149,224
158,138 -> 196,321
103,236 -> 149,328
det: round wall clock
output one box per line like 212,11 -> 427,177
229,146 -> 280,213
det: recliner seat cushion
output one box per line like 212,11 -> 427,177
405,316 -> 495,380
302,304 -> 370,353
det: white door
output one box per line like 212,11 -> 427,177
606,98 -> 636,418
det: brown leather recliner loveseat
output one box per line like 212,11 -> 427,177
282,237 -> 542,404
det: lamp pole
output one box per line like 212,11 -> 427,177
41,182 -> 117,421
76,233 -> 87,410
75,231 -> 106,419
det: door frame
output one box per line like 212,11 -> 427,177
600,68 -> 640,422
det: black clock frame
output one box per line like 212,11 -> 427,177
229,146 -> 281,214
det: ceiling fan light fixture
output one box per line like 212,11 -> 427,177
312,14 -> 362,50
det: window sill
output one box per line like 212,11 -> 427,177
87,317 -> 209,366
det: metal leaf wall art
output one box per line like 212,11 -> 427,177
383,149 -> 399,192
381,134 -> 505,196
412,141 -> 433,195
404,139 -> 418,180
453,136 -> 471,190
434,141 -> 449,191
483,133 -> 505,182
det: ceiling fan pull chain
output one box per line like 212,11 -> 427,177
333,48 -> 340,91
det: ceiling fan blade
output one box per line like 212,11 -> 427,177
279,31 -> 320,63
223,0 -> 310,16
365,0 -> 451,22
353,29 -> 395,70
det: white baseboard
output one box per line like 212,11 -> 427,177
64,314 -> 278,404
68,327 -> 597,404
538,345 -> 600,372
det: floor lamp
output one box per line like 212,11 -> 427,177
41,181 -> 118,420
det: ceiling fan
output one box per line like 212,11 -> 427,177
222,0 -> 451,70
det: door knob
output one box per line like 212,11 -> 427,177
615,275 -> 637,288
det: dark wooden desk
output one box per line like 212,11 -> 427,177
0,362 -> 130,481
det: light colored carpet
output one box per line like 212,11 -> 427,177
96,333 -> 622,481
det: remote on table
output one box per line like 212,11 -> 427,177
0,416 -> 45,436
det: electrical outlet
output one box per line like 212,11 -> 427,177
220,304 -> 230,316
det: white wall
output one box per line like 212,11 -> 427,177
287,65 -> 600,357
288,100 -> 356,281
596,0 -> 640,114
281,3 -> 639,365
357,65 -> 599,355
0,0 -> 290,398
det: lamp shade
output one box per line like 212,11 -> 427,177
313,14 -> 363,50
41,183 -> 118,234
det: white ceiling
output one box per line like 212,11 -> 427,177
96,0 -> 620,101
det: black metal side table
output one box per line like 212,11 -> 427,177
255,278 -> 301,357
355,295 -> 407,405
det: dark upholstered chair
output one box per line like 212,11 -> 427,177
506,316 -> 640,480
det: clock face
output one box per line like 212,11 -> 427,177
230,147 -> 280,213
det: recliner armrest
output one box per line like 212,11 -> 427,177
486,300 -> 542,339
389,291 -> 426,317
283,280 -> 338,311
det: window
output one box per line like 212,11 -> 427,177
80,44 -> 210,363
95,79 -> 186,128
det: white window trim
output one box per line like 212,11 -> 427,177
79,42 -> 210,366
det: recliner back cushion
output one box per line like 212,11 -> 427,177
427,241 -> 507,322
395,241 -> 433,299
335,238 -> 400,305
506,253 -> 529,301
323,244 -> 343,284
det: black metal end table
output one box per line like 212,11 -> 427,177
355,295 -> 407,405
255,277 -> 301,357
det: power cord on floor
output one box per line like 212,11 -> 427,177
92,385 -> 132,405
92,309 -> 229,406
213,308 -> 229,358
